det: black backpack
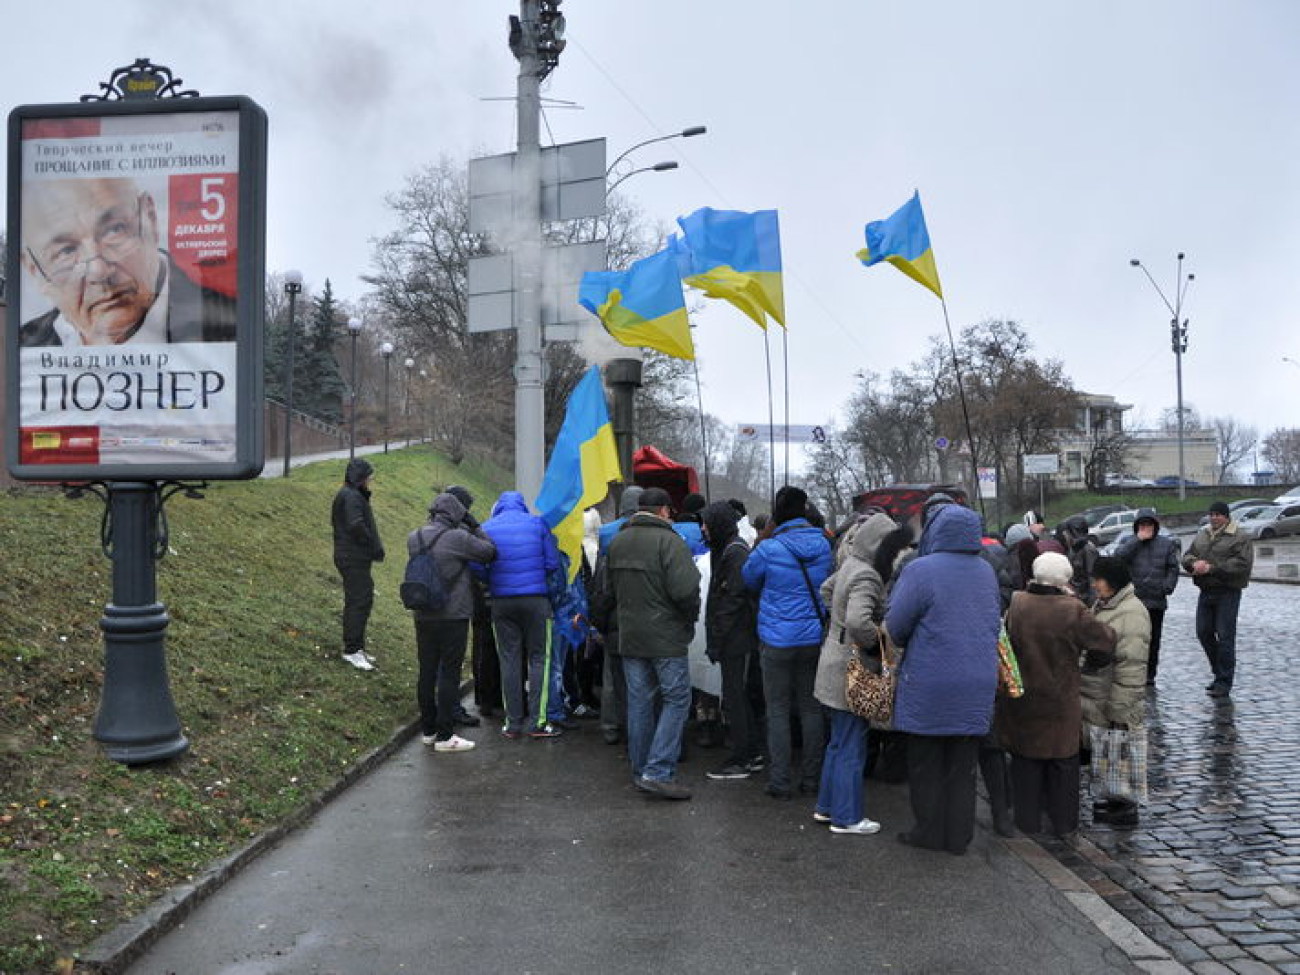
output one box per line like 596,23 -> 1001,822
400,527 -> 450,611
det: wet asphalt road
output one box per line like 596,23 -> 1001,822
123,722 -> 1141,974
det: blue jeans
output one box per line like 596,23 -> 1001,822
760,643 -> 825,793
817,708 -> 868,826
623,656 -> 691,782
1195,589 -> 1241,687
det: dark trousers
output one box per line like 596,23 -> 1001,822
905,734 -> 980,853
1195,589 -> 1241,688
978,739 -> 1013,833
415,618 -> 469,740
1009,753 -> 1080,836
719,650 -> 762,764
601,639 -> 628,737
760,643 -> 824,794
492,595 -> 553,733
336,559 -> 374,653
471,615 -> 501,714
1146,607 -> 1165,682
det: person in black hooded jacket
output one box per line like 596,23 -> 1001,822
702,501 -> 763,780
331,458 -> 385,671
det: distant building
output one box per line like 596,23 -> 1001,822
1050,393 -> 1219,487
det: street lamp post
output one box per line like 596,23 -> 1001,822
403,357 -> 415,446
281,270 -> 303,478
380,342 -> 394,454
604,125 -> 706,179
347,316 -> 363,459
606,161 -> 679,196
1130,254 -> 1195,500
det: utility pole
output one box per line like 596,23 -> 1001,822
508,0 -> 564,504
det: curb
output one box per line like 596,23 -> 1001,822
1003,833 -> 1191,973
74,710 -> 429,974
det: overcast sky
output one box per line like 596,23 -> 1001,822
5,1 -> 1297,462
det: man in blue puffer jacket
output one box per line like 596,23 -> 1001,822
478,491 -> 564,739
742,486 -> 833,799
885,503 -> 1001,855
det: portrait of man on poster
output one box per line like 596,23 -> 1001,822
19,176 -> 236,347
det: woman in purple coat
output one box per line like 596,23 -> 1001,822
884,504 -> 1002,855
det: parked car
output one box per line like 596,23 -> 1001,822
1090,509 -> 1141,545
1238,504 -> 1300,539
1099,526 -> 1183,557
1274,490 -> 1300,505
1197,499 -> 1274,526
1078,504 -> 1129,527
1104,473 -> 1156,488
1154,475 -> 1201,488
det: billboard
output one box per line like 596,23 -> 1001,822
5,96 -> 267,480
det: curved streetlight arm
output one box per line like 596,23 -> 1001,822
605,126 -> 706,177
1129,259 -> 1177,317
606,161 -> 678,197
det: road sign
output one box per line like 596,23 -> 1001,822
935,436 -> 951,451
468,138 -> 607,236
1023,453 -> 1060,476
467,241 -> 607,336
977,466 -> 998,499
737,423 -> 828,444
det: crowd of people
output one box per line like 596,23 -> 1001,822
329,464 -> 1256,849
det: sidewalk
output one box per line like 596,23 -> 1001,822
105,722 -> 1156,975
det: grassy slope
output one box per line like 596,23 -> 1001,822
0,445 -> 510,974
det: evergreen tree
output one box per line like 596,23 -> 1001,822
297,280 -> 346,423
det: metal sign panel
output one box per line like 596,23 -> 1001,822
542,240 -> 605,329
468,138 -> 607,234
6,95 -> 267,481
1023,453 -> 1060,475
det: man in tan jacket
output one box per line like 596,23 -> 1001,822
1181,501 -> 1254,698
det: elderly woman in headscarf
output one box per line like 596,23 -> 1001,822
1084,556 -> 1151,828
811,512 -> 896,834
999,552 -> 1116,838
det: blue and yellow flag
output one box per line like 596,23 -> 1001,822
535,365 -> 623,581
675,207 -> 785,329
856,191 -> 943,299
578,248 -> 695,361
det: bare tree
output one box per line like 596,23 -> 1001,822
1210,415 -> 1257,485
803,429 -> 868,529
844,370 -> 939,485
1262,427 -> 1300,482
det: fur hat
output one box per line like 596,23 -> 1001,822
1092,555 -> 1132,592
1032,551 -> 1073,588
1209,501 -> 1230,518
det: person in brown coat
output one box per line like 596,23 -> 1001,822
999,552 -> 1116,837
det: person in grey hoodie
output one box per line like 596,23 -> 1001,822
331,458 -> 385,671
406,492 -> 497,752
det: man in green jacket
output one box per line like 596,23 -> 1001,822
607,487 -> 701,800
1181,501 -> 1254,697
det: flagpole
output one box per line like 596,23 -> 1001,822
762,327 -> 777,503
781,323 -> 790,486
938,297 -> 985,520
691,357 -> 712,502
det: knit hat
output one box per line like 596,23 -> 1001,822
1032,551 -> 1073,588
617,485 -> 645,517
1092,556 -> 1132,592
639,487 -> 672,510
682,493 -> 707,515
1004,523 -> 1033,548
445,485 -> 473,512
1209,501 -> 1231,517
771,486 -> 809,526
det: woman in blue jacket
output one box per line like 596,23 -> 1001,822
742,486 -> 833,798
884,504 -> 1001,855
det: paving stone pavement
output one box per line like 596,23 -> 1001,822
1044,578 -> 1300,974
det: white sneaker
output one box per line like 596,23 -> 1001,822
433,735 -> 476,753
362,652 -> 378,668
812,811 -> 832,823
829,818 -> 881,835
342,651 -> 374,671
420,734 -> 438,746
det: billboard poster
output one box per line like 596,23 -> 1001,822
6,97 -> 266,479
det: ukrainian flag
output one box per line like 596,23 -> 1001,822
676,207 -> 786,329
856,191 -> 944,299
535,365 -> 623,581
578,248 -> 695,361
